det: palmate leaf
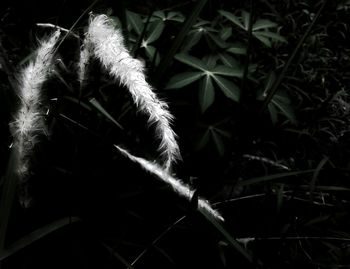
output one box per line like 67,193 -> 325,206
254,31 -> 287,43
269,93 -> 296,124
153,0 -> 208,82
196,124 -> 231,155
174,53 -> 207,71
241,11 -> 250,31
217,53 -> 240,68
166,71 -> 204,89
206,32 -> 229,49
182,30 -> 203,51
212,65 -> 242,77
172,54 -> 242,111
218,10 -> 245,30
203,54 -> 218,69
195,128 -> 211,150
219,10 -> 286,48
268,102 -> 279,124
254,34 -> 272,47
226,43 -> 247,55
199,74 -> 215,113
167,11 -> 185,22
253,31 -> 287,48
220,27 -> 232,41
151,11 -> 185,22
126,10 -> 143,35
144,45 -> 160,65
210,127 -> 225,156
253,19 -> 278,31
212,75 -> 240,102
145,20 -> 165,44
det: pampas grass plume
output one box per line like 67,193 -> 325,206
11,30 -> 60,207
86,14 -> 180,171
115,145 -> 224,222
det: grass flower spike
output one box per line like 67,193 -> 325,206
78,37 -> 92,89
86,14 -> 180,171
11,30 -> 60,207
115,145 -> 224,222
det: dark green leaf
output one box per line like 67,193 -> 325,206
253,34 -> 272,47
199,75 -> 215,112
271,94 -> 296,123
220,27 -> 232,41
144,45 -> 160,65
213,76 -> 240,102
207,32 -> 228,49
242,11 -> 250,30
166,72 -> 204,89
268,102 -> 278,124
212,65 -> 243,77
182,31 -> 203,51
219,10 -> 245,30
154,0 -> 208,82
253,19 -> 278,31
254,31 -> 287,43
146,20 -> 165,43
126,10 -> 143,35
152,11 -> 165,20
167,11 -> 185,22
175,53 -> 207,71
217,53 -> 240,68
210,128 -> 225,156
203,54 -> 218,69
195,129 -> 211,150
227,43 -> 247,55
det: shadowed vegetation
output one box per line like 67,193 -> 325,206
1,0 -> 350,268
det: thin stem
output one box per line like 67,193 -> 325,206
130,215 -> 187,267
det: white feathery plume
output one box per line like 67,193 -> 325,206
114,145 -> 224,222
86,14 -> 180,171
11,30 -> 60,207
78,37 -> 92,88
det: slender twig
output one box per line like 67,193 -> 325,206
53,0 -> 101,55
36,23 -> 79,38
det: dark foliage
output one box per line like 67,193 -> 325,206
1,0 -> 350,268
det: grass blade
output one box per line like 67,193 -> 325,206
89,97 -> 124,130
237,169 -> 317,186
260,0 -> 328,113
0,151 -> 18,251
0,217 -> 80,261
309,156 -> 329,198
199,210 -> 254,263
